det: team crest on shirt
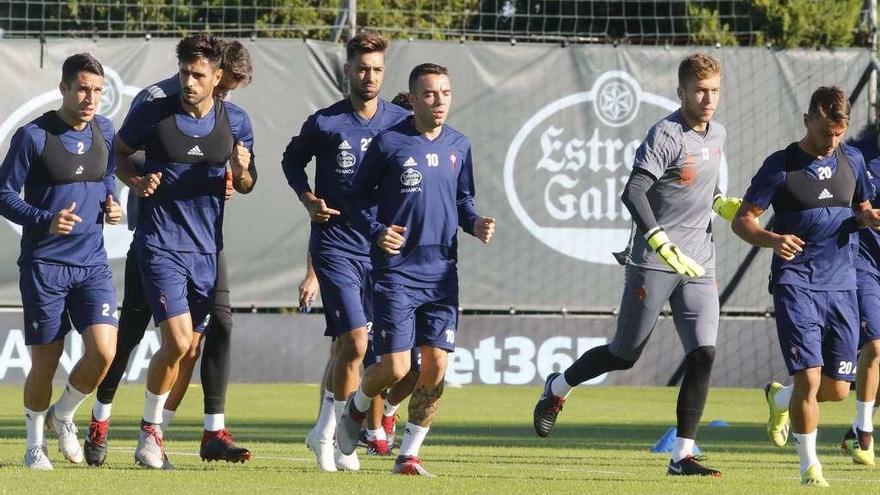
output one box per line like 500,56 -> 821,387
450,154 -> 457,170
336,149 -> 355,172
400,168 -> 423,192
336,139 -> 356,173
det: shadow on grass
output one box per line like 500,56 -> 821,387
0,418 -> 808,456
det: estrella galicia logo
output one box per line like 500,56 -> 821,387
503,70 -> 728,264
0,66 -> 140,260
336,150 -> 355,169
400,168 -> 423,187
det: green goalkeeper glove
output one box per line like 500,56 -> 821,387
646,227 -> 705,278
712,195 -> 742,222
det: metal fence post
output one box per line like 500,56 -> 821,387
349,0 -> 357,37
870,0 -> 877,125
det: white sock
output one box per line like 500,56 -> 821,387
398,422 -> 429,457
384,400 -> 401,417
773,385 -> 793,411
25,408 -> 47,448
671,437 -> 695,462
353,387 -> 374,413
53,382 -> 89,422
793,430 -> 820,473
315,394 -> 337,440
367,428 -> 386,442
142,390 -> 169,425
550,373 -> 573,398
92,401 -> 112,422
204,413 -> 225,432
855,400 -> 876,432
161,408 -> 176,432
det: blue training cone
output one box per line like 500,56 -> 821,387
650,427 -> 702,454
708,419 -> 729,427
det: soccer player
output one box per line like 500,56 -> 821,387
531,53 -> 738,477
840,110 -> 880,466
85,38 -> 255,467
360,91 -> 420,456
337,62 -> 496,476
282,31 -> 409,471
733,86 -> 880,487
0,53 -> 121,470
114,34 -> 255,469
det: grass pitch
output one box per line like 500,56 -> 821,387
0,383 -> 877,494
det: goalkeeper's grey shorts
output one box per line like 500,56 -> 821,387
608,264 -> 719,362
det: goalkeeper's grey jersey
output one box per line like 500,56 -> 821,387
624,109 -> 726,273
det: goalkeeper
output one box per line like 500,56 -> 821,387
532,53 -> 735,477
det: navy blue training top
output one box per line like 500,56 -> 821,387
851,135 -> 880,279
281,98 -> 410,261
118,97 -> 254,254
348,118 -> 480,288
743,143 -> 873,290
0,113 -> 116,266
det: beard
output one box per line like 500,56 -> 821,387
352,85 -> 379,102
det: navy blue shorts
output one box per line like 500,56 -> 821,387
857,271 -> 880,347
372,281 -> 458,355
773,285 -> 859,381
312,253 -> 372,337
363,324 -> 421,372
135,244 -> 216,332
20,263 -> 118,345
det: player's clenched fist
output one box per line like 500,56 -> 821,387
104,195 -> 122,225
132,172 -> 162,197
231,141 -> 251,172
378,225 -> 406,255
49,202 -> 82,235
473,217 -> 495,244
772,233 -> 804,261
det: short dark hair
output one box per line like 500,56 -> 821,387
678,53 -> 721,87
391,92 -> 412,111
61,53 -> 104,85
808,86 -> 850,124
176,33 -> 224,68
221,40 -> 253,85
346,31 -> 388,60
408,63 -> 448,92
